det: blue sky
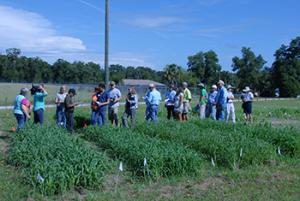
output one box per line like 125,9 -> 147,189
0,0 -> 299,71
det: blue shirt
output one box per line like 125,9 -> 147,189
208,91 -> 218,105
243,92 -> 254,102
13,95 -> 25,115
165,90 -> 176,106
216,86 -> 227,105
146,89 -> 162,106
108,88 -> 121,108
33,92 -> 48,111
96,91 -> 109,111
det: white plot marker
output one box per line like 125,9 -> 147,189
144,158 -> 148,167
37,174 -> 44,183
211,158 -> 216,167
240,148 -> 243,158
119,162 -> 123,172
277,147 -> 282,155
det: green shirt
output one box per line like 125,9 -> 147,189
183,88 -> 192,102
64,95 -> 75,113
200,89 -> 207,105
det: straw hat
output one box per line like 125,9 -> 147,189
243,86 -> 251,92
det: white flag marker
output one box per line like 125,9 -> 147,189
144,158 -> 147,167
37,174 -> 44,183
240,148 -> 243,158
277,147 -> 282,155
211,158 -> 216,167
119,162 -> 123,172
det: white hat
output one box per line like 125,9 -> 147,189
198,83 -> 205,88
218,80 -> 224,85
227,85 -> 234,90
211,85 -> 217,89
243,86 -> 251,92
149,83 -> 155,88
182,82 -> 188,87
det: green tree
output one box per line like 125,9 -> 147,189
232,47 -> 266,91
163,64 -> 182,85
271,37 -> 300,97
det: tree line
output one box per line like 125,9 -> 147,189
0,36 -> 299,97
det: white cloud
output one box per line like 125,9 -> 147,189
75,0 -> 104,13
129,16 -> 183,28
0,5 -> 86,53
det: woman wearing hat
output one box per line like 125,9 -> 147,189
208,85 -> 218,120
226,85 -> 236,123
13,88 -> 31,130
242,86 -> 254,123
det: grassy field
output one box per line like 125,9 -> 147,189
0,100 -> 299,201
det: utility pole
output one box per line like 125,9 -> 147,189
104,0 -> 110,86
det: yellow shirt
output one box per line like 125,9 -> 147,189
183,88 -> 192,102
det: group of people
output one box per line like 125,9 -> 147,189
13,80 -> 254,132
164,80 -> 254,123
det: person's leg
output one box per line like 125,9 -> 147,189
65,112 -> 70,131
146,106 -> 151,122
39,109 -> 44,125
167,106 -> 171,120
102,110 -> 107,126
15,114 -> 25,130
231,104 -> 235,124
226,104 -> 231,122
211,106 -> 217,120
200,105 -> 206,119
34,111 -> 39,124
152,105 -> 159,123
56,108 -> 60,126
113,107 -> 119,126
108,108 -> 114,125
122,110 -> 129,128
131,109 -> 137,129
69,112 -> 74,133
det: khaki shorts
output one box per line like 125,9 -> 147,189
183,102 -> 190,114
108,107 -> 119,120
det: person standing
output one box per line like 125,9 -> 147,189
198,83 -> 208,120
165,85 -> 176,120
173,87 -> 184,121
33,84 -> 48,125
145,84 -> 162,123
122,88 -> 138,128
182,82 -> 192,121
226,85 -> 236,123
96,83 -> 110,126
208,85 -> 218,120
107,81 -> 122,126
91,87 -> 100,126
242,86 -> 254,123
13,88 -> 31,130
55,86 -> 67,127
64,89 -> 79,133
216,80 -> 228,121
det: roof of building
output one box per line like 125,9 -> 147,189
122,79 -> 166,87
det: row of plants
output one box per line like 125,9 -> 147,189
136,121 -> 278,169
7,125 -> 112,195
82,126 -> 204,178
191,120 -> 300,156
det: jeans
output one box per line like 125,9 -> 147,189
15,113 -> 26,130
146,105 -> 159,123
91,110 -> 99,126
34,109 -> 44,124
216,103 -> 227,121
211,105 -> 217,120
56,106 -> 66,127
122,108 -> 137,128
166,105 -> 175,120
65,111 -> 74,133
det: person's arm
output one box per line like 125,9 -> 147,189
22,104 -> 30,119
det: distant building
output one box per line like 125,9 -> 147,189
121,79 -> 166,87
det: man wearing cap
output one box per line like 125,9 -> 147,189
216,80 -> 228,121
107,81 -> 122,126
198,83 -> 208,120
226,85 -> 236,123
145,83 -> 162,123
13,88 -> 31,130
64,89 -> 79,133
208,85 -> 218,120
182,82 -> 192,121
242,86 -> 254,123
